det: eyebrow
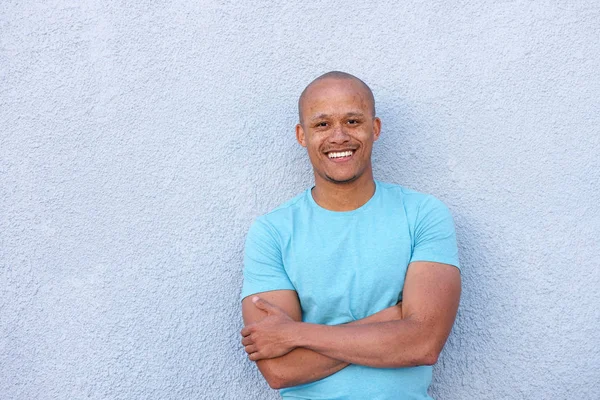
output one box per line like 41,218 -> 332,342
308,112 -> 366,122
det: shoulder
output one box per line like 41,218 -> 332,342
376,180 -> 447,213
375,181 -> 455,233
249,189 -> 311,236
266,189 -> 310,217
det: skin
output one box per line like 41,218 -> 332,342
295,75 -> 381,211
242,262 -> 460,368
241,72 -> 461,389
241,291 -> 403,389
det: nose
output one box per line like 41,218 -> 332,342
329,123 -> 350,144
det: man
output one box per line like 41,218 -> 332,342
240,71 -> 461,399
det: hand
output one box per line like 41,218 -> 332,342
241,296 -> 299,361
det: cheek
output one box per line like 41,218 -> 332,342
310,149 -> 323,164
305,144 -> 320,160
306,139 -> 323,155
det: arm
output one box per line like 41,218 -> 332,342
242,290 -> 403,389
242,261 -> 460,368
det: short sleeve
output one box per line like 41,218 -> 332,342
409,196 -> 460,270
240,218 -> 295,301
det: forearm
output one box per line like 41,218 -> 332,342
255,304 -> 403,388
286,263 -> 460,368
256,348 -> 346,389
245,263 -> 460,372
294,318 -> 438,368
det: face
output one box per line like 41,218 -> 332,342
296,78 -> 381,185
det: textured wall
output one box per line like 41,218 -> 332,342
2,1 -> 599,399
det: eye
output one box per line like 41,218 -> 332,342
347,119 -> 358,125
315,121 -> 328,128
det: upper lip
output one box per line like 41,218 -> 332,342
324,148 -> 356,154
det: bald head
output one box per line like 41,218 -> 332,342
298,71 -> 376,125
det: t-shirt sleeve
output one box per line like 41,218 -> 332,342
240,218 -> 296,301
409,195 -> 461,270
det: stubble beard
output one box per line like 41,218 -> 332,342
323,172 -> 360,184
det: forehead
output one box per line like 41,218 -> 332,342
301,78 -> 372,119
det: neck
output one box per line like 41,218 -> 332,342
312,170 -> 376,212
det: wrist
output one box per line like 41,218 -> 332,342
291,321 -> 310,348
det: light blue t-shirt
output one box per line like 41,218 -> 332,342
241,181 -> 460,400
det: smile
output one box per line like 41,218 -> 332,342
327,150 -> 354,159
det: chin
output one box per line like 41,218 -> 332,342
324,173 -> 359,184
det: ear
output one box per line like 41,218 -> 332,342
296,123 -> 307,147
372,117 -> 382,142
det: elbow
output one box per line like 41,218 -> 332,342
266,376 -> 284,390
258,362 -> 294,390
396,318 -> 445,367
392,346 -> 439,368
265,374 -> 294,390
416,338 -> 445,366
419,348 -> 440,366
389,348 -> 439,368
389,337 -> 443,367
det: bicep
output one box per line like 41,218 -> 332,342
242,290 -> 302,325
402,261 -> 461,343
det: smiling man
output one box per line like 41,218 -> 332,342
240,71 -> 461,399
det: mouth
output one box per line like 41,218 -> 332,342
326,149 -> 355,162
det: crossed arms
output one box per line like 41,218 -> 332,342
240,261 -> 461,389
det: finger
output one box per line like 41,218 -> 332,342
252,296 -> 280,314
241,336 -> 253,346
244,345 -> 257,354
249,352 -> 263,362
241,326 -> 252,337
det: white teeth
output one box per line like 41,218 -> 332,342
328,150 -> 353,159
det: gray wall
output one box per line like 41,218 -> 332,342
2,1 -> 599,399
